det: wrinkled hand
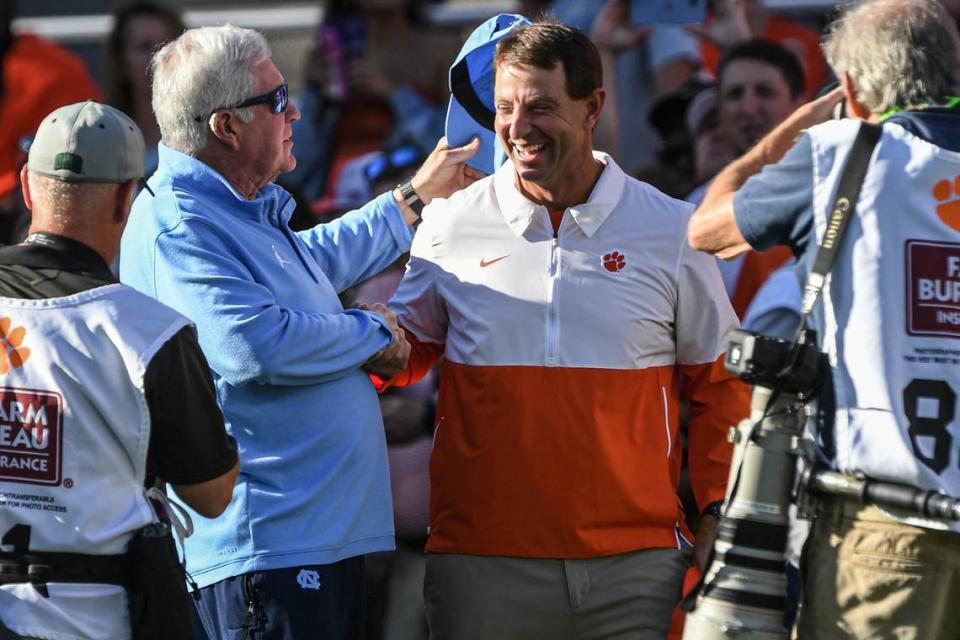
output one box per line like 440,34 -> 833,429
591,0 -> 652,55
687,0 -> 753,50
762,85 -> 845,159
692,514 -> 720,571
359,302 -> 411,379
798,85 -> 845,126
410,136 -> 485,204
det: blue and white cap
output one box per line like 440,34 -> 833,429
445,13 -> 531,175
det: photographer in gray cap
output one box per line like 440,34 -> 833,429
0,100 -> 238,640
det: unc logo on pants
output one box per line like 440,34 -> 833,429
296,569 -> 321,591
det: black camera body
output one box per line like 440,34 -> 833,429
724,329 -> 825,396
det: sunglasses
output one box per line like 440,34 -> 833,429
194,84 -> 289,122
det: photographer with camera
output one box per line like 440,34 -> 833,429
688,0 -> 960,637
0,101 -> 239,640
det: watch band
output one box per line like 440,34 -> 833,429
702,500 -> 725,519
397,179 -> 424,217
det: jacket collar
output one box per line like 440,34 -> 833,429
493,151 -> 625,239
0,233 -> 114,281
154,144 -> 296,226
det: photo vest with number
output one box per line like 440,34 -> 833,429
0,284 -> 189,640
809,119 -> 960,531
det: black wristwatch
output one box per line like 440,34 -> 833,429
702,500 -> 725,519
397,179 -> 424,217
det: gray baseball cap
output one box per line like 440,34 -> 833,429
27,101 -> 146,185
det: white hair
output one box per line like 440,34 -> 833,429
150,24 -> 272,155
823,0 -> 960,114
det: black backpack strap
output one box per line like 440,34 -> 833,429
0,523 -> 129,595
0,550 -> 129,587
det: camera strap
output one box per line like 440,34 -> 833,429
799,122 -> 882,320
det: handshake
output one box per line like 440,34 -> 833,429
357,302 -> 411,379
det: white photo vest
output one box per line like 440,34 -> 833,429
0,284 -> 189,640
809,119 -> 960,530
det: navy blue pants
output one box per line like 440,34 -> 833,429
191,557 -> 366,640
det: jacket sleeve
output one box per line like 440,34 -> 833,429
373,328 -> 444,392
680,357 -> 748,509
149,216 -> 394,387
296,191 -> 414,293
376,203 -> 449,390
676,233 -> 750,510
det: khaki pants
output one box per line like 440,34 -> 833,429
424,549 -> 688,640
797,497 -> 960,640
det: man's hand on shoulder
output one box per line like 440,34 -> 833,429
359,302 -> 411,379
393,137 -> 484,224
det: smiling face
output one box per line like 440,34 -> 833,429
236,58 -> 301,187
494,61 -> 602,206
719,58 -> 800,154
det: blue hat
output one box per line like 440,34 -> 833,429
445,13 -> 531,175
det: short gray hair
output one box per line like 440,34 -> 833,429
151,24 -> 271,155
27,172 -> 120,227
823,0 -> 960,114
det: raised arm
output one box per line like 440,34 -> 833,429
688,87 -> 844,258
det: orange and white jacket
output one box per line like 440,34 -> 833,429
388,153 -> 748,558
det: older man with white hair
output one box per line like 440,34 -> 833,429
689,0 -> 960,636
120,24 -> 480,640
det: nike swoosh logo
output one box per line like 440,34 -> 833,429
480,255 -> 510,268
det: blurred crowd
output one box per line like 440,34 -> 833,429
6,0 -> 960,638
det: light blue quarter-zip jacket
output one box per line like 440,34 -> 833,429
120,144 -> 411,588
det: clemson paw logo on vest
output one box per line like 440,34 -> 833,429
933,177 -> 960,232
602,251 -> 626,273
0,317 -> 30,374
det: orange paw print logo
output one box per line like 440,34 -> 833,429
602,251 -> 626,273
933,177 -> 960,232
0,317 -> 30,374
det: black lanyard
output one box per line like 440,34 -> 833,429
796,122 -> 882,334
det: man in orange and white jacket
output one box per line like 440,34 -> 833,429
383,22 -> 748,640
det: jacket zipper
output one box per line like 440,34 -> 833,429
240,573 -> 259,640
546,231 -> 561,365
